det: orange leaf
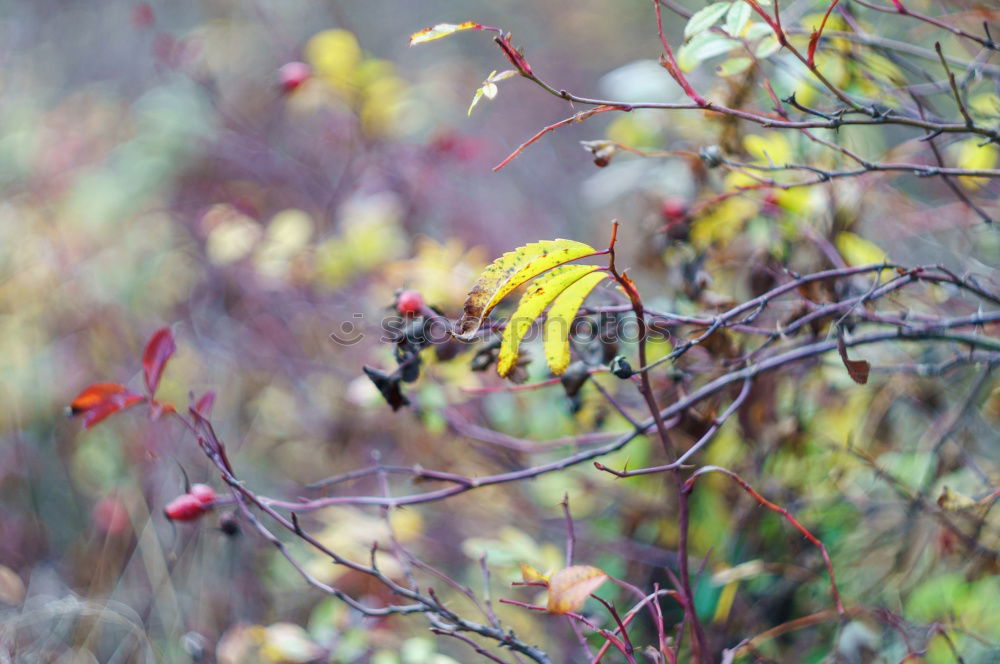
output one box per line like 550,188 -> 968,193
546,565 -> 608,614
142,327 -> 176,395
69,383 -> 144,429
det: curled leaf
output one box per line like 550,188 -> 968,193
456,239 -> 598,340
837,333 -> 870,385
519,563 -> 549,584
497,265 -> 600,377
142,327 -> 176,396
363,366 -> 409,411
546,565 -> 608,614
468,70 -> 517,115
936,486 -> 977,511
409,21 -> 483,45
69,382 -> 145,429
543,271 -> 609,375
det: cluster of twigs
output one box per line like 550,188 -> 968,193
72,1 -> 999,661
489,0 -> 999,222
158,239 -> 997,661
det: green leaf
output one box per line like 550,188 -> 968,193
468,70 -> 517,115
685,2 -> 733,39
456,239 -> 598,340
716,56 -> 753,76
679,32 -> 740,72
543,271 -> 609,375
724,1 -> 752,37
754,34 -> 781,58
497,265 -> 600,377
743,22 -> 773,40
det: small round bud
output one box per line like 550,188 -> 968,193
610,355 -> 634,379
396,290 -> 425,316
189,483 -> 216,506
699,145 -> 723,168
279,62 -> 311,93
218,512 -> 240,537
164,494 -> 205,521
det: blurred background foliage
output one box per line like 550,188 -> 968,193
0,0 -> 997,662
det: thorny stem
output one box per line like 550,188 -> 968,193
606,221 -> 675,458
853,0 -> 999,51
606,220 -> 710,661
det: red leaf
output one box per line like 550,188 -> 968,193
495,33 -> 532,75
837,333 -> 870,385
193,391 -> 216,418
807,30 -> 820,67
69,383 -> 145,429
142,327 -> 176,396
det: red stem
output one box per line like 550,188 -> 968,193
685,466 -> 846,615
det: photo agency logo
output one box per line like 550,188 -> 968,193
328,311 -> 670,347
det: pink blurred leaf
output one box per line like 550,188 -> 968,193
142,327 -> 176,395
193,391 -> 216,418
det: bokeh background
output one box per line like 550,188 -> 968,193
1,0 -> 997,662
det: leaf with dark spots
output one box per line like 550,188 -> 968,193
455,239 -> 597,340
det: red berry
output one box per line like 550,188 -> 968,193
397,290 -> 425,315
279,62 -> 311,93
189,483 -> 217,506
164,494 -> 205,521
131,3 -> 155,29
93,496 -> 130,535
661,197 -> 687,222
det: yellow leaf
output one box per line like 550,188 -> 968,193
497,265 -> 600,377
936,486 -> 977,511
467,87 -> 486,116
690,196 -> 758,249
953,138 -> 998,190
456,239 -> 598,340
542,271 -> 609,375
520,562 -> 549,584
546,565 -> 608,614
744,132 -> 792,166
305,29 -> 361,91
409,21 -> 483,46
835,231 -> 887,267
